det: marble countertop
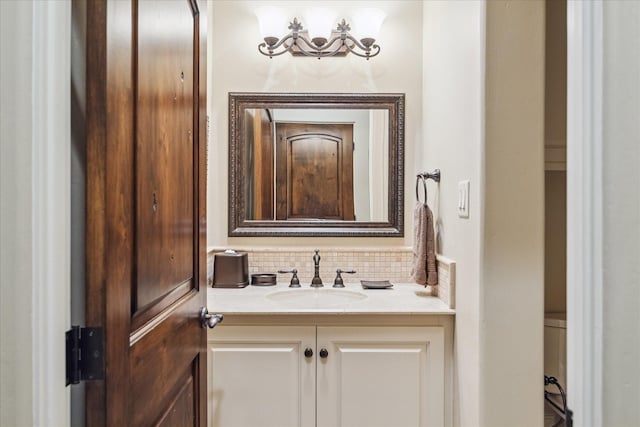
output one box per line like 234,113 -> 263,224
207,282 -> 455,315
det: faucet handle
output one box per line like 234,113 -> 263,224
333,269 -> 356,288
277,269 -> 301,288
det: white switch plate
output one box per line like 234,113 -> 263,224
458,180 -> 470,218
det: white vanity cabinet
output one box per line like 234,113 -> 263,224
316,326 -> 444,427
208,326 -> 316,427
208,324 -> 446,427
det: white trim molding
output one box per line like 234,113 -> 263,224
31,0 -> 71,425
566,1 -> 603,425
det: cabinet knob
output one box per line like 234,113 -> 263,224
304,348 -> 313,358
319,348 -> 328,358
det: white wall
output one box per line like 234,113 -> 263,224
0,2 -> 35,425
422,2 -> 484,425
602,1 -> 640,424
207,0 -> 423,248
1,1 -> 70,426
424,1 -> 545,425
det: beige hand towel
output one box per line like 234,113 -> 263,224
411,202 -> 438,286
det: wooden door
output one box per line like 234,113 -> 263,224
85,0 -> 208,425
275,123 -> 354,220
247,109 -> 274,220
208,326 -> 316,427
316,327 -> 445,427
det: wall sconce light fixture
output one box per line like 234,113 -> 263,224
256,7 -> 385,60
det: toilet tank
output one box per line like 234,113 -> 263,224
544,312 -> 567,393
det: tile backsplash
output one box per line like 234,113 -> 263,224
207,247 -> 456,309
435,254 -> 456,309
208,247 -> 413,285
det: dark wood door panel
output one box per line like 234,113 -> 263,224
84,0 -> 207,425
130,294 -> 203,426
251,109 -> 274,220
289,135 -> 342,219
135,0 -> 197,321
155,371 -> 196,427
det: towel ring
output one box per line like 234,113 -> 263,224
416,175 -> 428,204
415,169 -> 441,205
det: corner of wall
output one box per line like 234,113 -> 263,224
480,1 -> 545,425
422,1 -> 484,425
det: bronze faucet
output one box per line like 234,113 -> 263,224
310,249 -> 323,287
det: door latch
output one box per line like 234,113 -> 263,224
200,307 -> 224,329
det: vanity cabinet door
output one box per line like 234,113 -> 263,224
316,326 -> 445,427
208,326 -> 316,427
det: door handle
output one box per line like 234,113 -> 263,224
319,348 -> 328,358
200,307 -> 224,329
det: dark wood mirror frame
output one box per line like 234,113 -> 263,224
228,92 -> 404,237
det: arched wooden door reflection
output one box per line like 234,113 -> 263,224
275,123 -> 355,221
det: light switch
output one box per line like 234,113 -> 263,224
458,180 -> 470,218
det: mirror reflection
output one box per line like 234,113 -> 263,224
229,93 -> 404,237
244,108 -> 389,222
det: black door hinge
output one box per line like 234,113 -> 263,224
65,326 -> 104,386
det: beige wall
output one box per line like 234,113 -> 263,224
482,1 -> 545,425
602,1 -> 640,424
544,0 -> 567,152
544,0 -> 567,314
207,1 -> 423,248
422,2 -> 484,425
545,171 -> 566,313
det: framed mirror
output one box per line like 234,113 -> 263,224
228,92 -> 404,237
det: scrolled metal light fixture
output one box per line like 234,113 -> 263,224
256,8 -> 385,60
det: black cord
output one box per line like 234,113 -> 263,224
545,375 -> 570,426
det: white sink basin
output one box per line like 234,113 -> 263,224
266,288 -> 367,307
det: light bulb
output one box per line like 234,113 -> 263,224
255,6 -> 287,42
351,8 -> 386,44
303,8 -> 337,47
